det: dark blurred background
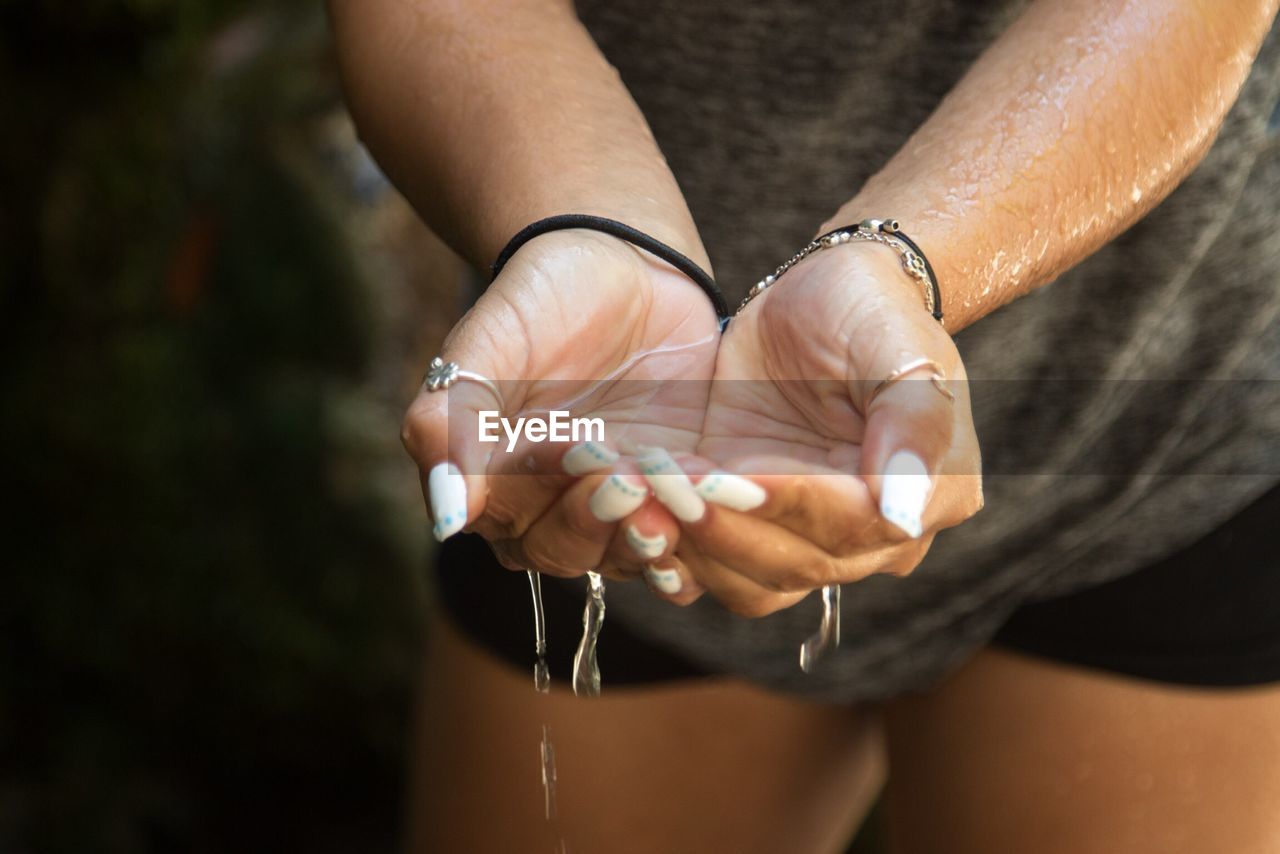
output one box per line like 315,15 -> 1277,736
1,2 -> 464,851
0,4 -> 885,852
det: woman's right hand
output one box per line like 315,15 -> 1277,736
401,229 -> 719,586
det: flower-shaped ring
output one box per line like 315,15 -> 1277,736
422,357 -> 504,409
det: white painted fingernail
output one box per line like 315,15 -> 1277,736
644,562 -> 683,595
696,471 -> 766,511
588,474 -> 648,522
880,451 -> 931,538
625,525 -> 667,559
561,441 -> 618,475
428,462 -> 467,541
637,447 -> 705,523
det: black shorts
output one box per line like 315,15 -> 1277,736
435,485 -> 1280,691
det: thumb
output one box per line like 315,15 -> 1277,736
856,355 -> 958,539
402,306 -> 525,541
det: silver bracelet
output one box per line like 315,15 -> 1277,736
738,219 -> 943,322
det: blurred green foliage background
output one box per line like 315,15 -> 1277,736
1,2 -> 448,851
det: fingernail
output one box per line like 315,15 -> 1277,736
561,441 -> 618,476
428,462 -> 467,541
637,447 -> 705,523
644,559 -> 683,595
588,474 -> 648,522
625,525 -> 667,559
880,451 -> 931,538
696,471 -> 766,511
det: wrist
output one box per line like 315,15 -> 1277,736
488,215 -> 726,320
485,178 -> 712,277
819,237 -> 920,284
799,221 -> 942,319
797,237 -> 937,319
816,206 -> 952,328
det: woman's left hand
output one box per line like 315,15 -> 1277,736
650,243 -> 983,616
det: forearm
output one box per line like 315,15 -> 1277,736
825,0 -> 1278,331
328,0 -> 708,270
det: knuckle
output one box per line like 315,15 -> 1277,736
533,469 -> 569,492
776,559 -> 837,592
965,479 -> 986,518
724,594 -> 784,619
488,541 -> 527,573
609,562 -> 645,581
827,531 -> 859,558
669,589 -> 705,607
897,393 -> 954,443
521,539 -> 586,578
595,560 -> 632,582
776,477 -> 816,524
885,541 -> 930,577
400,409 -> 431,457
480,494 -> 526,541
828,519 -> 877,557
888,559 -> 917,578
833,552 -> 879,583
768,569 -> 808,593
934,475 -> 984,527
561,502 -> 607,543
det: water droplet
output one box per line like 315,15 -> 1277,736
526,571 -> 551,693
800,584 -> 841,673
572,572 -> 605,697
533,659 -> 551,694
540,724 -> 558,820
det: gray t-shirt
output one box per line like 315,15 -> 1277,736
568,1 -> 1280,701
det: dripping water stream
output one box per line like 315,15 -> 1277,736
571,571 -> 606,698
799,584 -> 841,673
539,724 -> 558,821
527,570 -> 551,693
526,570 -> 560,846
526,569 -> 608,852
514,338 -> 706,848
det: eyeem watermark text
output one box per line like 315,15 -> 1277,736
478,410 -> 604,452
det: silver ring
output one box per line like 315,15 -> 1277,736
423,357 -> 504,408
866,358 -> 955,409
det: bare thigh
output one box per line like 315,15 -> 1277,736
884,647 -> 1280,854
407,613 -> 884,854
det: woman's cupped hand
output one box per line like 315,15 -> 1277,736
405,236 -> 983,615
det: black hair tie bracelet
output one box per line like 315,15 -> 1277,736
490,214 -> 729,325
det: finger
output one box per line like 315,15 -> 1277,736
680,455 -> 884,557
595,556 -> 642,583
605,500 -> 680,569
518,461 -> 650,577
635,446 -> 707,523
497,537 -> 634,582
689,442 -> 979,555
684,494 -> 897,591
640,555 -> 706,606
472,438 -> 620,542
677,541 -> 807,618
401,308 -> 526,541
857,356 -> 959,541
929,368 -> 985,527
662,453 -> 930,585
